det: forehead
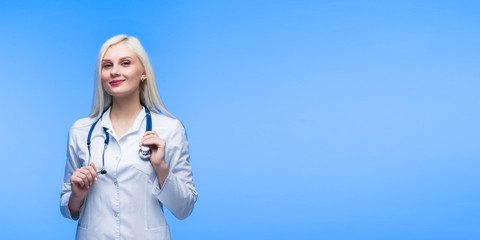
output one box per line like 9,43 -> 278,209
103,43 -> 136,60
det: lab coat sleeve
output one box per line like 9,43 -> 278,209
60,127 -> 82,220
152,120 -> 197,220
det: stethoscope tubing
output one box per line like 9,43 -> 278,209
87,106 -> 152,174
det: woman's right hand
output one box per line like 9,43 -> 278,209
68,163 -> 98,217
70,163 -> 98,201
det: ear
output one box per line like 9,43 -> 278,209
141,72 -> 147,81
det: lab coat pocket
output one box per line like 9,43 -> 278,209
145,224 -> 171,239
132,160 -> 156,182
146,195 -> 168,230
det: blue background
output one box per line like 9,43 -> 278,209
0,0 -> 479,239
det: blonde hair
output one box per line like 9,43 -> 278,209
89,34 -> 174,119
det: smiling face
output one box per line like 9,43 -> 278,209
101,42 -> 146,99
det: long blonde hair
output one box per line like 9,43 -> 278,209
89,34 -> 173,119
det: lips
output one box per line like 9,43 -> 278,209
109,80 -> 125,86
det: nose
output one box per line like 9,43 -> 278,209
110,64 -> 120,77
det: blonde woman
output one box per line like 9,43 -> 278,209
60,35 -> 197,240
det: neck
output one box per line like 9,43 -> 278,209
110,93 -> 143,121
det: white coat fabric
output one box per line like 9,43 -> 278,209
60,107 -> 197,240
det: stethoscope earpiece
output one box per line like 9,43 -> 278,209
138,145 -> 151,159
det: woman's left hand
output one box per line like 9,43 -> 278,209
140,131 -> 169,185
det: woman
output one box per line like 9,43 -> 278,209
60,35 -> 197,240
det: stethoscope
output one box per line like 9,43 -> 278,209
87,106 -> 152,174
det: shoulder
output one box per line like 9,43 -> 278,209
151,112 -> 180,128
150,112 -> 186,137
68,116 -> 97,137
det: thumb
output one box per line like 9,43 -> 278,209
90,162 -> 97,172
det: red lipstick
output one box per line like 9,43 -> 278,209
110,80 -> 125,86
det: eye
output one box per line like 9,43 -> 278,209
121,61 -> 131,66
103,63 -> 112,69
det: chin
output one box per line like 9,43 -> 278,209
105,88 -> 139,99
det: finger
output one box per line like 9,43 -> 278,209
87,164 -> 98,181
140,134 -> 159,144
143,131 -> 157,136
73,173 -> 87,188
90,163 -> 97,174
142,137 -> 162,145
142,132 -> 158,140
140,135 -> 164,147
76,171 -> 91,188
141,132 -> 159,140
71,175 -> 85,188
79,168 -> 94,185
142,138 -> 166,148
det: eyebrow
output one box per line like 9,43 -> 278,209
102,56 -> 134,62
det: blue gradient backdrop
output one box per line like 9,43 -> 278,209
0,0 -> 479,239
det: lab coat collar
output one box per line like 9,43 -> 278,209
100,106 -> 148,135
100,107 -> 113,130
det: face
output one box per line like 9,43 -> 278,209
101,43 -> 146,99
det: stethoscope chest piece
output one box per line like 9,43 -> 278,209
139,145 -> 151,160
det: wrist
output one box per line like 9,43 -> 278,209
69,193 -> 85,205
152,161 -> 169,175
68,193 -> 85,218
153,162 -> 169,189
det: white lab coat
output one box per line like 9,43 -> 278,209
60,107 -> 197,240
